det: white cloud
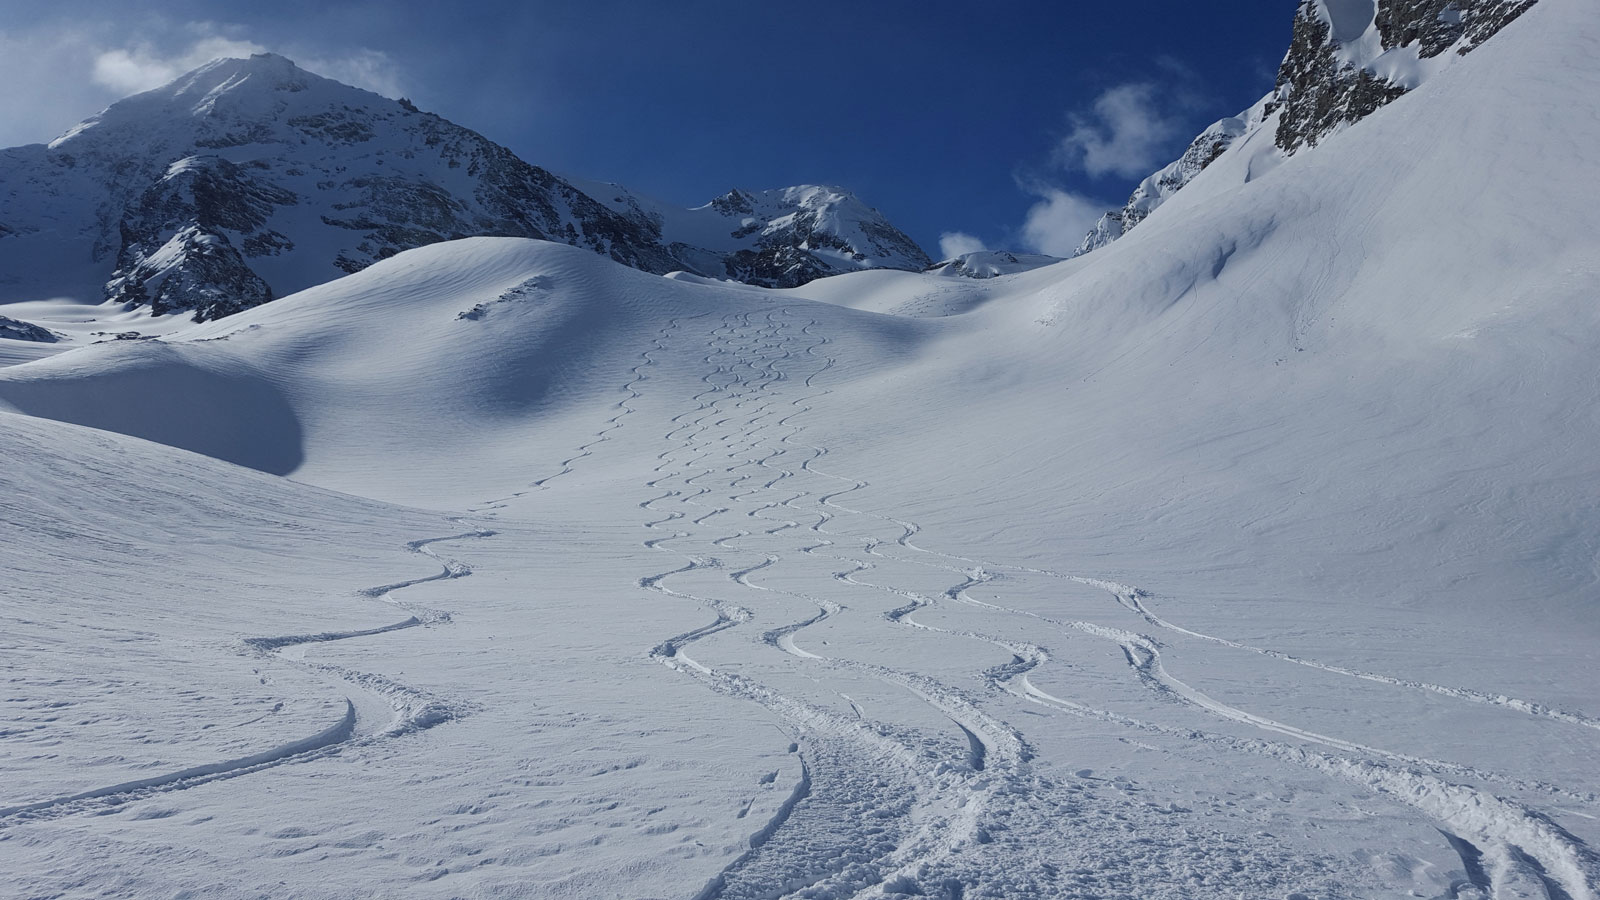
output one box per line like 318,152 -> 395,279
91,33 -> 267,95
1055,83 -> 1184,180
1020,188 -> 1104,257
0,20 -> 406,148
293,49 -> 405,99
937,231 -> 987,260
0,27 -> 105,146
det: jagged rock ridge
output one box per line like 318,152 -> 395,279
1075,115 -> 1254,257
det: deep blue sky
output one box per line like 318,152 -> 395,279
2,1 -> 1297,255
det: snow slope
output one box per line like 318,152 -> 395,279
1,0 -> 1598,898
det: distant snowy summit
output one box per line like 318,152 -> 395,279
574,182 -> 931,290
1076,0 -> 1538,257
0,54 -> 930,321
923,250 -> 1060,279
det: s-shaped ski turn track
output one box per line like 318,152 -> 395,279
630,308 -> 1597,900
0,523 -> 488,827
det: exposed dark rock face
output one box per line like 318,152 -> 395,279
1375,0 -> 1538,57
1272,0 -> 1538,153
113,229 -> 274,320
710,189 -> 756,217
105,157 -> 292,320
1271,3 -> 1412,153
724,209 -> 930,289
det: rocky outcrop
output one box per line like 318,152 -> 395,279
1270,8 -> 1411,154
722,198 -> 932,289
1374,0 -> 1539,58
0,316 -> 57,342
105,157 -> 292,318
1272,0 -> 1539,153
1076,0 -> 1539,256
592,184 -> 932,289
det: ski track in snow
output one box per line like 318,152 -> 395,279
0,524 -> 488,827
624,308 -> 1598,900
12,306 -> 1594,898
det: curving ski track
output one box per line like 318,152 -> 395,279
629,308 -> 1598,900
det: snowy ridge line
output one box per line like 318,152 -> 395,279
0,701 -> 357,823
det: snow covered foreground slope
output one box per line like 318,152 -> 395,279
3,1 -> 1600,899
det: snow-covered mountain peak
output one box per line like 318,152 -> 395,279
147,52 -> 318,103
924,250 -> 1060,279
2,55 -> 929,322
578,179 -> 931,290
48,53 -> 361,151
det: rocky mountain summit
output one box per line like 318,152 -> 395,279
0,54 -> 928,320
1077,0 -> 1538,256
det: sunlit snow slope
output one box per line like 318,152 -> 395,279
2,1 -> 1598,899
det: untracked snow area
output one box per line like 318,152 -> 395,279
2,1 -> 1599,898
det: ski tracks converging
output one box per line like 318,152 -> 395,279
633,307 -> 1599,900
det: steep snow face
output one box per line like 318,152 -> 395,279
0,54 -> 928,321
575,181 -> 932,289
1076,0 -> 1539,257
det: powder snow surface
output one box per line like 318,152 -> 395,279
1,1 -> 1598,898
